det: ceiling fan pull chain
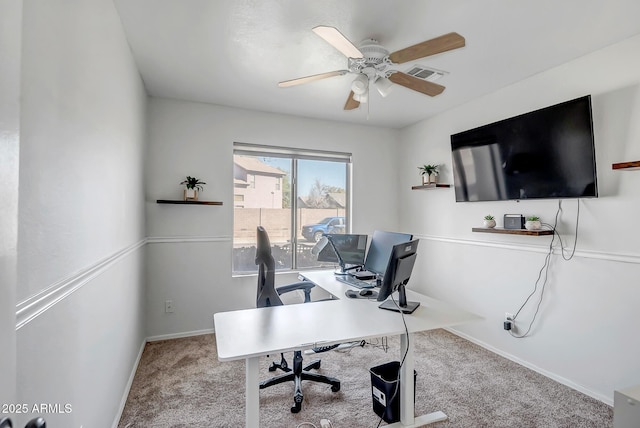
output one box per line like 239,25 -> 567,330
366,86 -> 370,120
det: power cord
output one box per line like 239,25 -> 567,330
363,336 -> 389,353
552,199 -> 580,261
510,199 -> 580,338
320,420 -> 333,428
296,420 -> 333,428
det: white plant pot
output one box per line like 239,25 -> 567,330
184,188 -> 198,201
525,220 -> 541,230
483,219 -> 496,228
421,174 -> 438,185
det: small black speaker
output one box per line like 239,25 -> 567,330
504,214 -> 525,229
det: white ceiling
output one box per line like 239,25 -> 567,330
114,0 -> 640,129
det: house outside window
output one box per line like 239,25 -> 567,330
233,143 -> 351,274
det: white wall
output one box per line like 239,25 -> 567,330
0,0 -> 22,409
399,34 -> 640,404
145,98 -> 401,338
15,0 -> 148,426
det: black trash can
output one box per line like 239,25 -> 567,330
369,361 -> 417,423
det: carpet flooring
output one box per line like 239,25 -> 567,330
118,329 -> 612,427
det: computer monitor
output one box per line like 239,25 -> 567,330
363,230 -> 413,276
377,239 -> 420,314
316,234 -> 368,273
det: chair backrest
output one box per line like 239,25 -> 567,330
256,226 -> 284,308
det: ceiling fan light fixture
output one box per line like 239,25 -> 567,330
351,74 -> 368,95
353,91 -> 368,103
374,77 -> 394,97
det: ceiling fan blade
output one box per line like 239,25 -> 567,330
278,70 -> 348,88
389,32 -> 465,64
312,26 -> 364,59
388,72 -> 445,97
344,91 -> 360,110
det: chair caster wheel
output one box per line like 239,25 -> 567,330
305,360 -> 321,371
291,394 -> 303,413
331,383 -> 341,392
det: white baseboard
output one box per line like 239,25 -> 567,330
112,339 -> 146,428
146,328 -> 215,342
445,327 -> 613,406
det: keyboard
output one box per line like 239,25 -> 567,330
336,275 -> 376,289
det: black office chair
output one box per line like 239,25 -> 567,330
255,226 -> 341,413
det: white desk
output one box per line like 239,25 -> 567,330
214,270 -> 481,427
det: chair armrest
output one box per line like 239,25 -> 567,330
276,281 -> 315,303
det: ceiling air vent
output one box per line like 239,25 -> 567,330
405,65 -> 447,82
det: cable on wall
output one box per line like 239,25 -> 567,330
510,199 -> 580,338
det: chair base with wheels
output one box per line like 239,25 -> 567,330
260,350 -> 341,413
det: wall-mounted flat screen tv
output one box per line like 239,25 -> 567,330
450,95 -> 598,202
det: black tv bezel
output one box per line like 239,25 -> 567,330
450,95 -> 598,203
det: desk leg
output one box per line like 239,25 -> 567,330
386,333 -> 448,428
246,356 -> 260,428
400,332 -> 415,426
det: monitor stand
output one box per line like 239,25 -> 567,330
333,264 -> 359,276
378,285 -> 420,314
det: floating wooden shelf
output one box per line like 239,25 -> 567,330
612,161 -> 640,170
472,227 -> 553,236
411,183 -> 451,190
156,200 -> 223,206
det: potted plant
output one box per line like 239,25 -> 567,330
483,215 -> 496,228
180,176 -> 206,201
525,216 -> 541,230
418,164 -> 439,185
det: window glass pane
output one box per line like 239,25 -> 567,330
233,155 -> 292,273
233,146 -> 351,275
297,159 -> 348,269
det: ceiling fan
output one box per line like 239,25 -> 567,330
278,26 -> 465,110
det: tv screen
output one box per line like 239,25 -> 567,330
450,95 -> 598,202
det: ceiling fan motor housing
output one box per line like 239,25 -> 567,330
349,39 -> 391,80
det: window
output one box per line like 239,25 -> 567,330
233,143 -> 351,274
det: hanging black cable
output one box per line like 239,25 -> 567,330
510,199 -> 580,338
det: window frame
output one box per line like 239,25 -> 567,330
233,142 -> 353,273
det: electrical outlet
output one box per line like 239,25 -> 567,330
504,312 -> 514,331
165,300 -> 174,313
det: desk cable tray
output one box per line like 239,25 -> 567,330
305,341 -> 365,355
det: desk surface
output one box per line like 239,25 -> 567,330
214,270 -> 481,362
